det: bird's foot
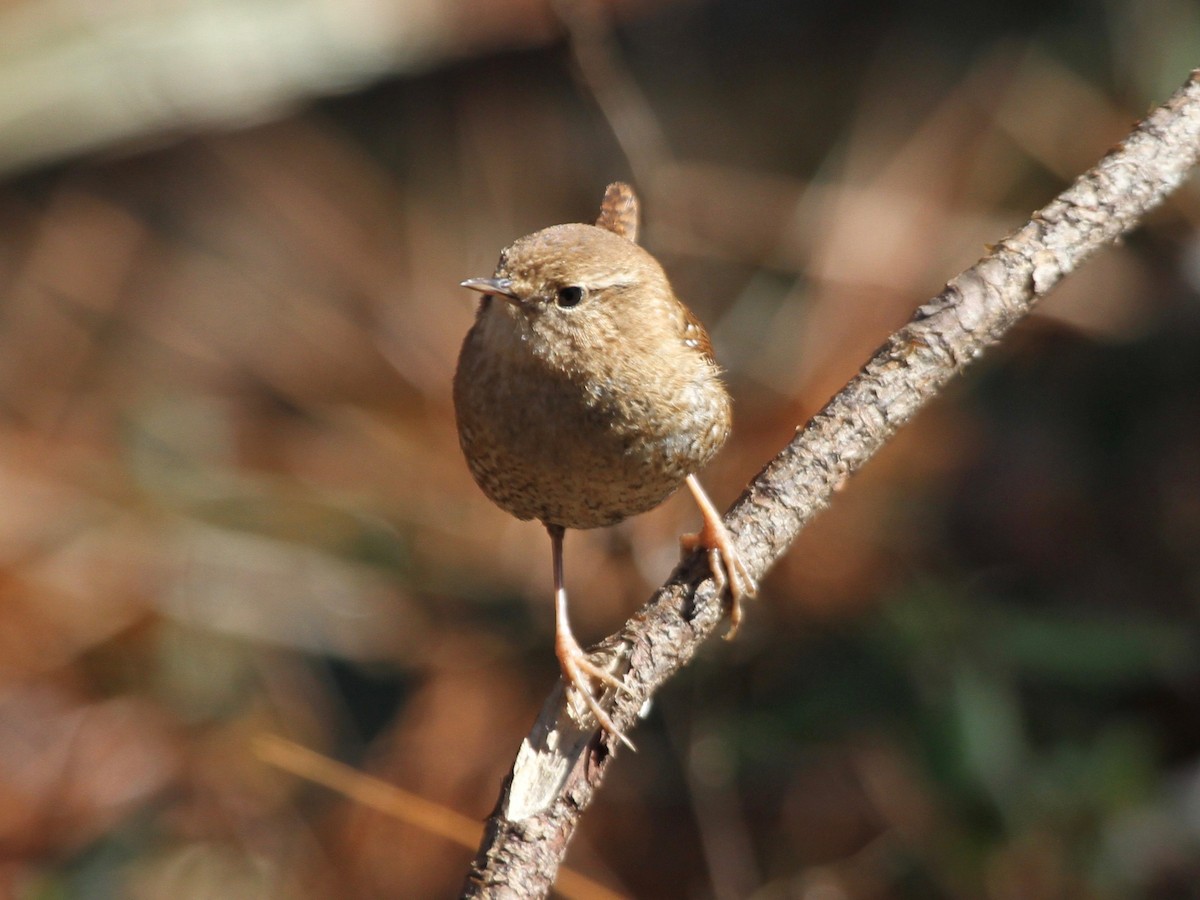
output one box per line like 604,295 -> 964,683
682,476 -> 758,638
555,629 -> 637,751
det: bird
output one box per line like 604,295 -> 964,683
453,182 -> 755,747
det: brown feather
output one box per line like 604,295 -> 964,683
680,301 -> 716,364
595,182 -> 640,244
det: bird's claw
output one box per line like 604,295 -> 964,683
680,519 -> 758,638
556,632 -> 637,751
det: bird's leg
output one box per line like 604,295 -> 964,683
548,525 -> 636,750
680,474 -> 758,638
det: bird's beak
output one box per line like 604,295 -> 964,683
460,277 -> 518,302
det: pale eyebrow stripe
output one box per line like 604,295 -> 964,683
588,269 -> 639,291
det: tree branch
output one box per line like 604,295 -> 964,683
461,69 -> 1200,899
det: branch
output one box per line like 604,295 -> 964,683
461,69 -> 1200,899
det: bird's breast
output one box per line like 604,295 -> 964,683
453,325 -> 730,529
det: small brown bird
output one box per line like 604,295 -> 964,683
454,183 -> 755,746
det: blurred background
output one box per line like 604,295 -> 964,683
1,0 -> 1199,897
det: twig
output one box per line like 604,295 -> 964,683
460,69 -> 1200,899
554,0 -> 673,185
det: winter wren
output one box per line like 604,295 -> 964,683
454,183 -> 755,746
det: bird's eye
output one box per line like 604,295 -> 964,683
555,285 -> 585,308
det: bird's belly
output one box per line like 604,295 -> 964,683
455,368 -> 727,529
